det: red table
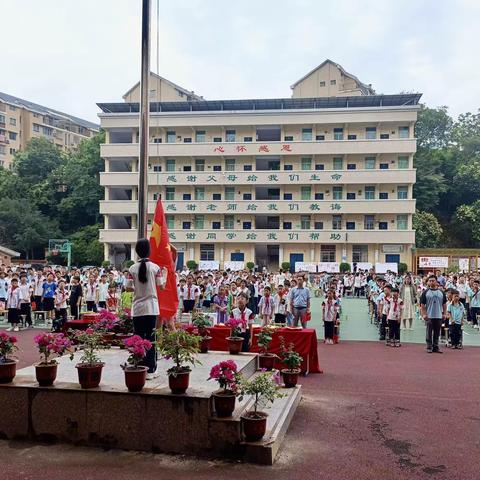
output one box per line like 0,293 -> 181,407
63,313 -> 100,332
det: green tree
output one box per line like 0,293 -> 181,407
455,201 -> 480,244
413,211 -> 443,248
415,105 -> 453,149
70,224 -> 104,266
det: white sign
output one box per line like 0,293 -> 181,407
459,258 -> 469,272
295,262 -> 317,273
356,262 -> 373,271
223,261 -> 245,271
317,262 -> 340,273
198,261 -> 220,271
382,244 -> 404,253
375,262 -> 398,274
418,257 -> 449,268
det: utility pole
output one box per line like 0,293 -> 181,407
137,0 -> 151,239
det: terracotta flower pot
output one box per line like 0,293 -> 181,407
281,368 -> 301,388
258,353 -> 277,371
199,336 -> 212,353
241,411 -> 268,441
226,337 -> 243,355
168,369 -> 190,394
124,366 -> 148,392
213,391 -> 236,417
0,360 -> 17,384
102,332 -> 116,344
35,363 -> 58,386
76,363 -> 104,389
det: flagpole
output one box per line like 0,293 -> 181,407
137,0 -> 151,240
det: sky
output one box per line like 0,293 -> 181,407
2,0 -> 479,124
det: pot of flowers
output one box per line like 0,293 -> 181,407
74,328 -> 109,389
91,309 -> 119,344
225,317 -> 245,354
208,360 -> 240,417
256,325 -> 277,371
156,328 -> 201,394
192,313 -> 213,353
279,337 -> 302,388
34,332 -> 73,386
0,332 -> 18,384
239,371 -> 284,441
121,335 -> 152,392
115,307 -> 133,348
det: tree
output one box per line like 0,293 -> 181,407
455,201 -> 480,244
69,224 -> 104,266
415,105 -> 453,150
413,211 -> 443,248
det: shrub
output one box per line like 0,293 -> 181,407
398,262 -> 408,274
281,262 -> 291,272
186,260 -> 198,271
246,261 -> 255,270
339,262 -> 351,273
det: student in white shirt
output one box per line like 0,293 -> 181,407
6,278 -> 21,332
387,288 -> 404,347
97,274 -> 109,309
32,271 -> 45,311
181,275 -> 199,313
18,275 -> 33,328
84,275 -> 98,312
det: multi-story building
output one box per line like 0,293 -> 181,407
98,61 -> 420,270
0,92 -> 99,168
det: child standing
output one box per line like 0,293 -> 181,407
387,288 -> 404,347
53,280 -> 69,332
213,285 -> 228,324
18,275 -> 33,329
273,285 -> 288,324
377,284 -> 392,341
6,278 -> 20,332
106,284 -> 119,312
69,276 -> 83,319
97,274 -> 109,310
447,289 -> 465,349
84,275 -> 98,312
229,292 -> 254,352
322,289 -> 339,344
257,286 -> 274,326
42,273 -> 57,323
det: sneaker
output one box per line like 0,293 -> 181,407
13,326 -> 19,332
6,326 -> 13,332
146,371 -> 160,380
427,348 -> 433,353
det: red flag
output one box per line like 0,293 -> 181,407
149,200 -> 179,318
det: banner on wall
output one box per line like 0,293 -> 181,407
198,261 -> 220,271
458,258 -> 469,272
418,257 -> 449,268
317,262 -> 340,273
375,262 -> 398,274
294,262 -> 317,273
355,262 -> 373,271
223,261 -> 245,271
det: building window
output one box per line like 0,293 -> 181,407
153,138 -> 162,143
379,222 -> 388,230
319,81 -> 326,87
301,157 -> 312,170
165,187 -> 175,200
195,130 -> 206,142
224,215 -> 234,229
365,157 -> 376,169
0,114 -> 5,124
397,186 -> 408,199
9,118 -> 16,126
284,164 -> 293,171
194,215 -> 204,230
200,244 -> 215,261
195,159 -> 205,171
244,164 -> 252,171
379,192 -> 389,200
316,135 -> 325,141
332,186 -> 343,200
347,163 -> 356,170
333,157 -> 343,170
315,164 -> 324,170
244,136 -> 253,142
225,158 -> 236,171
183,138 -> 192,143
347,134 -> 357,140
213,165 -> 222,171
225,130 -> 236,142
397,215 -> 408,230
315,192 -> 324,200
380,133 -> 389,139
182,193 -> 191,200
379,163 -> 389,170
314,221 -> 324,230
9,105 -> 16,111
365,186 -> 375,200
242,193 -> 252,200
166,159 -> 175,172
283,222 -> 292,230
183,166 -> 192,172
301,215 -> 311,229
284,135 -> 293,142
302,128 -> 312,141
225,187 -> 235,200
321,245 -> 336,262
330,79 -> 336,85
212,221 -> 221,230
364,215 -> 375,230
182,222 -> 191,230
332,215 -> 342,230
8,132 -> 17,141
284,193 -> 293,200
333,128 -> 344,140
212,193 -> 221,201
301,186 -> 311,200
166,131 -> 176,143
243,222 -> 252,230
194,187 -> 205,200
153,165 -> 162,172
43,126 -> 53,136
0,146 -> 5,155
347,192 -> 356,200
397,156 -> 409,169
398,126 -> 409,138
213,137 -> 222,142
33,124 -> 40,132
366,127 -> 376,139
346,221 -> 355,230
166,215 -> 174,229
353,245 -> 368,262
9,148 -> 16,155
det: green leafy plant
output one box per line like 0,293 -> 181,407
281,262 -> 291,272
339,262 -> 351,273
186,260 -> 198,271
156,328 -> 201,375
246,261 -> 255,270
239,371 -> 284,415
73,328 -> 109,365
256,325 -> 275,355
192,311 -> 212,336
398,262 -> 408,275
279,337 -> 303,372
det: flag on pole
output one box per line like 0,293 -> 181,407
149,199 -> 179,318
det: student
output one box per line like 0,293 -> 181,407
228,282 -> 239,313
97,274 -> 109,310
257,286 -> 274,326
273,285 -> 288,324
213,285 -> 228,324
0,271 -> 9,307
387,288 -> 403,347
32,270 -> 45,311
42,273 -> 57,323
377,284 -> 392,341
447,289 -> 465,349
6,278 -> 20,332
229,292 -> 254,352
182,275 -> 199,313
469,280 -> 480,329
106,284 -> 119,312
18,275 -> 33,328
53,280 -> 69,332
84,275 -> 98,312
69,276 -> 83,320
322,289 -> 339,344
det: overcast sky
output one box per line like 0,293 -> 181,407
2,0 -> 479,124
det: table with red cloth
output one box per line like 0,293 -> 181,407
63,313 -> 100,332
189,325 -> 322,374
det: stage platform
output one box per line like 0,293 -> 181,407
0,349 -> 301,465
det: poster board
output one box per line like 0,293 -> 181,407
223,261 -> 245,271
294,262 -> 317,273
198,261 -> 220,271
375,262 -> 398,274
317,262 -> 340,273
418,257 -> 449,268
458,258 -> 469,272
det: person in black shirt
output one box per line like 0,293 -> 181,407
69,276 -> 83,319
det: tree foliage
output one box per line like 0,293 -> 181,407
413,211 -> 443,248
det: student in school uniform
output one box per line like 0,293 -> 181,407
32,270 -> 45,311
69,276 -> 83,320
18,275 -> 33,329
6,278 -> 21,332
181,275 -> 199,313
257,286 -> 275,326
229,292 -> 254,352
322,289 -> 339,344
41,273 -> 57,323
213,285 -> 228,324
97,274 -> 109,310
377,284 -> 392,341
53,280 -> 69,332
84,275 -> 98,312
387,288 -> 404,347
106,284 -> 119,312
273,285 -> 288,324
447,289 -> 465,349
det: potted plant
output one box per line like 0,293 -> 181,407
239,371 -> 283,441
34,332 -> 73,386
279,337 -> 303,388
91,309 -> 119,344
246,261 -> 255,271
115,307 -> 133,348
156,329 -> 201,394
208,360 -> 241,417
225,317 -> 245,354
74,328 -> 109,389
192,312 -> 212,353
0,332 -> 18,384
256,325 -> 277,371
121,335 -> 152,392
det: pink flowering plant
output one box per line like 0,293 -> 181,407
225,317 -> 245,339
74,328 -> 109,365
0,332 -> 18,363
91,309 -> 119,333
34,332 -> 73,365
122,335 -> 152,369
208,360 -> 241,394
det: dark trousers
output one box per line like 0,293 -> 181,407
324,321 -> 334,340
388,319 -> 400,341
240,330 -> 251,352
133,315 -> 157,373
53,308 -> 68,332
449,323 -> 462,346
470,307 -> 480,325
183,299 -> 195,313
98,301 -> 107,309
20,303 -> 32,326
70,302 -> 80,320
33,295 -> 42,311
379,314 -> 387,339
426,318 -> 442,350
274,313 -> 286,324
86,301 -> 97,312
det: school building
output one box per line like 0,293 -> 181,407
97,59 -> 420,271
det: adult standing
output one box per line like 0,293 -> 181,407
126,239 -> 166,379
420,275 -> 447,353
289,275 -> 311,328
400,275 -> 416,330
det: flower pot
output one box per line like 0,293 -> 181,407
213,391 -> 236,417
168,369 -> 190,394
0,360 -> 17,384
35,363 -> 58,386
102,332 -> 116,344
258,353 -> 277,371
124,366 -> 148,392
76,363 -> 104,389
115,333 -> 133,349
241,411 -> 268,441
198,327 -> 209,337
200,336 -> 212,353
281,368 -> 301,388
226,337 -> 243,355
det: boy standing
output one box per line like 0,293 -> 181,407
257,286 -> 274,326
18,275 -> 33,328
42,273 -> 57,323
6,278 -> 20,332
447,289 -> 465,349
229,292 -> 254,352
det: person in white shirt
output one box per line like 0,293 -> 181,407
32,271 -> 45,311
97,274 -> 109,309
53,280 -> 69,331
273,285 -> 288,324
6,278 -> 21,332
257,286 -> 275,326
84,275 -> 98,312
181,275 -> 199,313
18,275 -> 33,328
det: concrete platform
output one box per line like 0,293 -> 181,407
0,349 -> 301,465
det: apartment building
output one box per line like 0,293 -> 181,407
98,62 -> 420,271
0,92 -> 99,168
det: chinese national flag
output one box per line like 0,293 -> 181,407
149,199 -> 179,318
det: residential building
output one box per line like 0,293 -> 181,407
0,92 -> 99,168
98,62 -> 419,270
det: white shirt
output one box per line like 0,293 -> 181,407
85,282 -> 98,302
127,261 -> 165,316
33,276 -> 45,296
98,282 -> 109,302
18,284 -> 31,303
